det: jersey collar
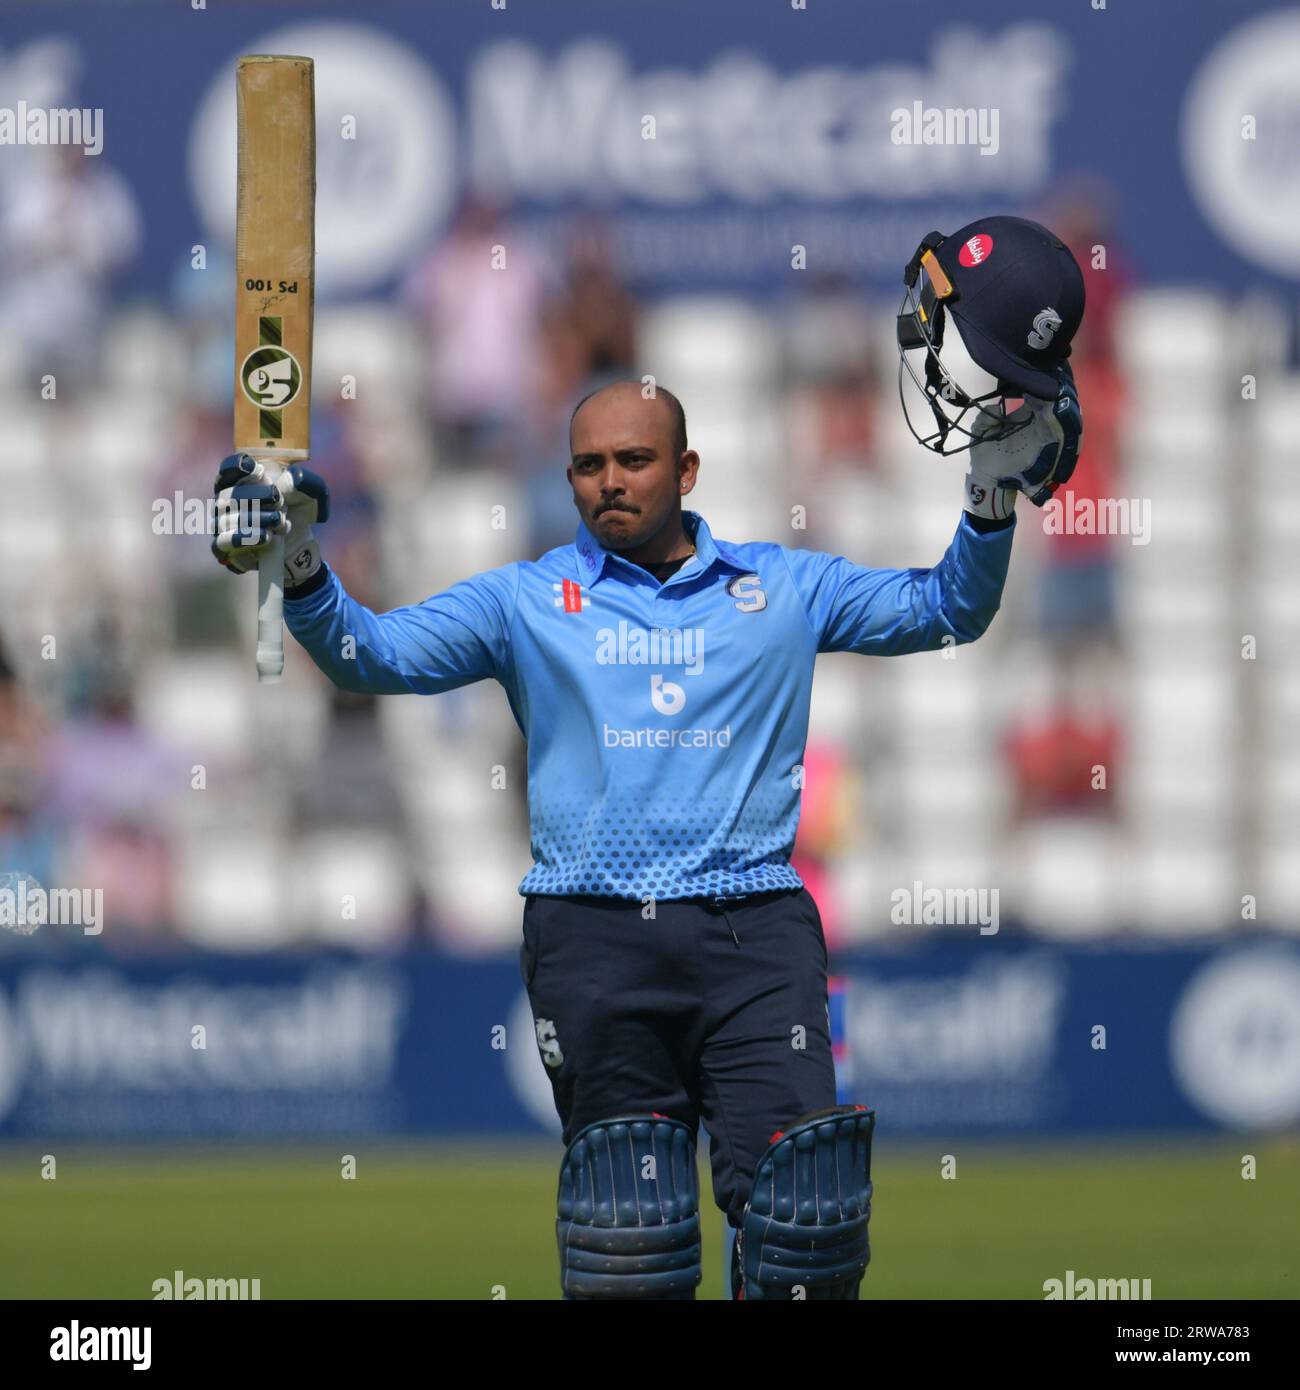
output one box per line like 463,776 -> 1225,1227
574,510 -> 744,587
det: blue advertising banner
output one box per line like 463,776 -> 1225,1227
0,0 -> 1296,299
1,939 -> 1297,1140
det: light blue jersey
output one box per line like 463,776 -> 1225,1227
284,510 -> 1014,901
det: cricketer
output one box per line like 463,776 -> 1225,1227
212,214 -> 1084,1299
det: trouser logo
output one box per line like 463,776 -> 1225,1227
535,1017 -> 564,1069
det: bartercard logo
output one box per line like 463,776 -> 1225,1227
603,722 -> 731,748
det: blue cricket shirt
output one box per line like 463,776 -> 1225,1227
284,510 -> 1013,901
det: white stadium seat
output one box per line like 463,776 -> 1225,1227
1258,836 -> 1300,933
408,473 -> 526,596
1120,406 -> 1229,472
315,305 -> 426,404
1122,754 -> 1236,827
1127,665 -> 1236,756
1119,835 -> 1237,937
135,652 -> 255,755
0,404 -> 50,488
638,297 -> 780,387
289,829 -> 414,948
174,831 -> 296,950
998,817 -> 1120,940
1113,290 -> 1226,381
419,837 -> 531,951
1249,376 -> 1300,457
100,308 -> 189,397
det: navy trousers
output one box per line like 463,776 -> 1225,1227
519,885 -> 837,1229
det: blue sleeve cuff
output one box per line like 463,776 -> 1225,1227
964,510 -> 1016,535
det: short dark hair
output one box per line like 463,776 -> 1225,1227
570,379 -> 688,461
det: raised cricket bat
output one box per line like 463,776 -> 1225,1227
234,55 -> 315,683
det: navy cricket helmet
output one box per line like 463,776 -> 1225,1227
896,215 -> 1086,454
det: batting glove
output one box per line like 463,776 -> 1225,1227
211,454 -> 330,588
964,364 -> 1083,520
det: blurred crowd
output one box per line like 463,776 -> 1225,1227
1,143 -> 1282,957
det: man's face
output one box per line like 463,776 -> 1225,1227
568,387 -> 694,550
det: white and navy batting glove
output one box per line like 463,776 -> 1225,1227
965,364 -> 1083,521
211,453 -> 330,589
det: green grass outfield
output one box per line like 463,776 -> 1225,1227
1,1137 -> 1295,1300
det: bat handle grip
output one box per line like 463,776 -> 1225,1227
256,535 -> 285,683
255,458 -> 288,684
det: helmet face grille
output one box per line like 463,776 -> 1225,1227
895,279 -> 1034,456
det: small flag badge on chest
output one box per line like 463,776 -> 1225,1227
554,578 -> 586,613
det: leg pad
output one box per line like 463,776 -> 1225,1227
738,1104 -> 875,1300
558,1114 -> 701,1299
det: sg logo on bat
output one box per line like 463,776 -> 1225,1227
239,345 -> 303,409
